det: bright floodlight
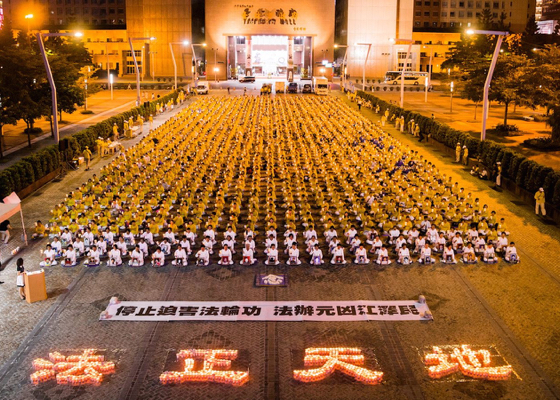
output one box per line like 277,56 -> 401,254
183,40 -> 189,46
466,29 -> 475,35
25,14 -> 34,19
334,44 -> 339,48
74,32 -> 83,37
150,37 -> 156,41
202,43 -> 207,47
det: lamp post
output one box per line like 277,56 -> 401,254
169,40 -> 189,91
393,38 -> 413,108
84,66 -> 90,111
24,14 -> 33,34
334,44 -> 349,91
129,36 -> 155,106
149,51 -> 158,80
355,43 -> 372,91
450,81 -> 454,113
36,31 -> 83,144
466,29 -> 508,141
190,43 -> 207,87
212,47 -> 219,82
423,45 -> 433,103
109,73 -> 114,100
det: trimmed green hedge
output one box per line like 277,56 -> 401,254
357,91 -> 560,207
0,91 -> 178,199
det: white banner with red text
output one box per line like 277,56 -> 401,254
100,299 -> 432,322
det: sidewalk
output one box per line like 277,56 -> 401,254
0,89 -> 171,170
372,90 -> 560,169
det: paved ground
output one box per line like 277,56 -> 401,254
0,89 -> 171,168
371,90 -> 560,170
0,91 -> 559,400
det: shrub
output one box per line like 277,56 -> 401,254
543,171 -> 560,204
553,179 -> 560,206
495,124 -> 519,133
523,137 -> 560,150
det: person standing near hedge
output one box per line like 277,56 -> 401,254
455,143 -> 461,163
83,146 -> 92,171
534,188 -> 546,216
462,146 -> 469,166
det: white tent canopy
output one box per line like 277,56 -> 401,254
1,192 -> 27,246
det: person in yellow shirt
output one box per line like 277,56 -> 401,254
534,187 -> 546,216
32,220 -> 47,239
83,146 -> 93,171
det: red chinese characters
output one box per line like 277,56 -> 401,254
159,349 -> 249,386
30,349 -> 115,386
293,348 -> 383,385
424,345 -> 512,380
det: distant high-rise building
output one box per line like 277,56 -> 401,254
413,0 -> 536,32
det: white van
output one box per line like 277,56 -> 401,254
390,76 -> 420,85
313,77 -> 329,95
196,81 -> 209,94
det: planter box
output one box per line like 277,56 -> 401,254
17,167 -> 61,200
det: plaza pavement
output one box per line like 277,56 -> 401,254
0,91 -> 559,400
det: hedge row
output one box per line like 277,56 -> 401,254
357,91 -> 560,207
0,91 -> 179,200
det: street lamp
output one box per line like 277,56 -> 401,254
213,67 -> 219,82
334,44 -> 349,91
354,43 -> 372,91
212,47 -> 219,82
129,36 -> 155,106
423,45 -> 433,103
109,73 -> 114,100
466,29 -> 508,140
450,81 -> 454,113
191,43 -> 206,87
149,51 -> 158,79
36,31 -> 83,144
24,14 -> 33,34
392,38 -> 413,108
169,40 -> 189,91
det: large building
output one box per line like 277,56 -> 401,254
3,0 -> 423,81
412,0 -> 536,32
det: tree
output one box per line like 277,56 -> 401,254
531,45 -> 560,142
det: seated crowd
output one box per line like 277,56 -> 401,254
35,95 -> 519,268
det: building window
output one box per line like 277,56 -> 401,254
459,1 -> 464,6
416,11 -> 422,16
415,1 -> 421,5
424,1 -> 430,5
442,1 -> 448,6
434,1 -> 439,5
433,21 -> 438,26
467,11 -> 473,16
433,11 -> 439,15
459,10 -> 465,16
424,11 -> 430,15
467,0 -> 473,7
485,1 -> 490,7
450,21 -> 455,26
493,1 -> 498,7
451,2 -> 456,7
415,21 -> 421,26
117,7 -> 123,13
441,11 -> 447,16
450,11 -> 456,16
492,12 -> 498,17
424,21 -> 430,27
109,8 -> 115,13
476,1 -> 481,6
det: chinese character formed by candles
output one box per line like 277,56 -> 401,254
293,348 -> 383,385
159,349 -> 249,386
30,349 -> 115,386
425,345 -> 512,380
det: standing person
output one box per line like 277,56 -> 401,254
227,87 -> 231,95
418,126 -> 425,142
83,146 -> 93,171
149,115 -> 154,130
112,123 -> 119,140
534,187 -> 546,216
16,258 -> 25,300
462,146 -> 469,166
495,162 -> 502,187
357,98 -> 362,111
455,143 -> 461,163
0,219 -> 11,244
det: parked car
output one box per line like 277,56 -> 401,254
195,81 -> 209,94
239,76 -> 256,83
287,82 -> 298,93
302,83 -> 312,93
390,76 -> 420,85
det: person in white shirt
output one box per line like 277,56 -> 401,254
349,236 -> 361,254
376,246 -> 391,265
140,229 -> 154,245
202,236 -> 214,254
414,236 -> 426,254
40,244 -> 58,266
130,245 -> 145,267
394,235 -> 407,251
365,228 -> 379,245
467,228 -> 479,243
345,226 -> 358,244
73,238 -> 85,257
504,242 -> 520,263
86,245 -> 101,266
96,238 -> 107,255
483,244 -> 498,263
496,233 -> 508,253
266,227 -> 277,240
51,237 -> 63,256
284,233 -> 296,253
329,237 -> 341,254
123,229 -> 135,246
241,243 -> 256,265
63,245 -> 78,266
116,237 -> 128,255
223,227 -> 237,242
204,225 -> 217,244
474,237 -> 486,254
107,244 -> 122,266
370,237 -> 383,255
222,236 -> 236,253
103,229 -> 115,246
451,233 -> 464,252
306,236 -> 319,253
287,243 -> 302,265
355,244 -> 369,264
184,227 -> 196,245
331,244 -> 346,264
82,229 -> 95,248
244,227 -> 255,241
419,243 -> 435,264
324,227 -> 338,243
218,245 -> 234,265
179,236 -> 192,255
426,227 -> 439,244
397,246 -> 412,265
172,247 -> 188,266
310,244 -> 324,265
433,233 -> 446,253
442,244 -> 457,264
265,244 -> 280,265
163,228 -> 177,245
61,229 -> 73,246
138,238 -> 148,257
388,227 -> 400,245
196,245 -> 210,266
462,243 -> 477,263
245,236 -> 256,253
152,247 -> 166,267
407,228 -> 420,244
159,239 -> 172,256
264,235 -> 278,254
